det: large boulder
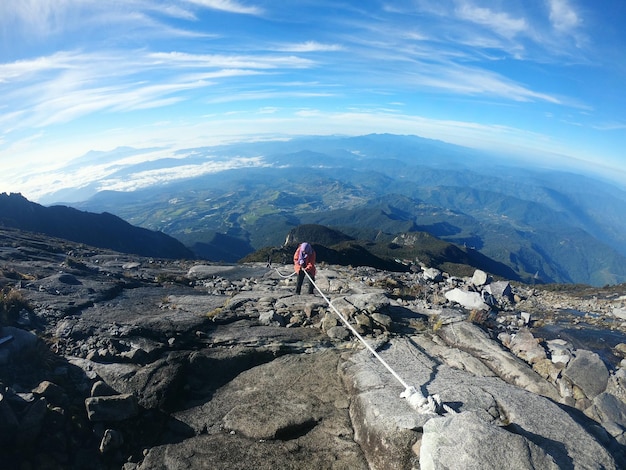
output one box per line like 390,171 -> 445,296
437,321 -> 561,400
0,326 -> 38,365
341,337 -> 620,469
563,350 -> 610,399
79,354 -> 187,411
420,411 -> 559,469
145,351 -> 368,469
585,392 -> 626,434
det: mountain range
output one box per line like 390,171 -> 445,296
32,134 -> 626,286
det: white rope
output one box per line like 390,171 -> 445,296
301,269 -> 412,390
273,264 -> 446,414
273,267 -> 297,278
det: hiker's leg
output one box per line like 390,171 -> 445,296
296,271 -> 305,294
307,274 -> 315,294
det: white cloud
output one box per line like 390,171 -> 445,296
206,90 -> 335,104
184,0 -> 263,16
412,63 -> 562,103
147,51 -> 314,69
275,41 -> 344,53
592,122 -> 626,131
548,0 -> 581,33
257,107 -> 278,114
100,156 -> 267,191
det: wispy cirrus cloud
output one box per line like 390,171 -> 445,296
147,51 -> 314,69
184,0 -> 263,16
274,41 -> 344,53
454,3 -> 528,39
0,48 -> 317,131
409,63 -> 563,104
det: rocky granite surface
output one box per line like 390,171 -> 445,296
1,227 -> 625,469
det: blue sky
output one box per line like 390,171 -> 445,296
1,0 -> 625,200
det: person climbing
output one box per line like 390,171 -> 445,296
293,242 -> 316,294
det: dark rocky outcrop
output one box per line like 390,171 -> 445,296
0,192 -> 194,259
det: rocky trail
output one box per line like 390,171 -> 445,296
1,227 -> 626,469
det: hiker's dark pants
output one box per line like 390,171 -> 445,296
296,270 -> 314,294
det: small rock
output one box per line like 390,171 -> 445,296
509,328 -> 546,364
91,380 -> 117,398
122,262 -> 141,270
471,269 -> 489,286
321,312 -> 339,332
327,326 -> 350,341
32,381 -> 67,406
355,314 -> 372,329
444,288 -> 489,311
99,428 -> 124,453
371,312 -> 393,331
85,394 -> 139,422
614,343 -> 626,357
423,268 -> 443,282
259,310 -> 284,326
484,281 -> 512,300
17,397 -> 48,447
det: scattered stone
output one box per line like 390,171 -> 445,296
91,380 -> 117,397
122,262 -> 141,270
546,339 -> 573,366
614,343 -> 626,357
258,310 -> 284,326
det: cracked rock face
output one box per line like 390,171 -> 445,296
0,228 -> 625,469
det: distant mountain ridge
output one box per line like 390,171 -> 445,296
244,224 -> 525,282
55,134 -> 626,286
0,193 -> 194,259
